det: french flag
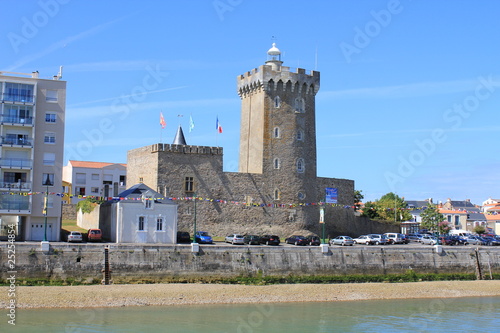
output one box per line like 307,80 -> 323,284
216,116 -> 223,133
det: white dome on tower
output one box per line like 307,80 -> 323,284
267,43 -> 281,56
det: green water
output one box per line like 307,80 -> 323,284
3,296 -> 499,332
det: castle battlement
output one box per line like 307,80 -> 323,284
151,143 -> 223,155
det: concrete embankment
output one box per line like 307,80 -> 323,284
1,243 -> 499,282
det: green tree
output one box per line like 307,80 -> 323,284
473,225 -> 486,234
362,201 -> 379,219
353,190 -> 364,211
374,192 -> 412,223
419,204 -> 444,233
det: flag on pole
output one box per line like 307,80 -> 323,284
189,114 -> 195,133
160,112 -> 166,129
216,116 -> 223,133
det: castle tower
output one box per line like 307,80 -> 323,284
237,44 -> 320,203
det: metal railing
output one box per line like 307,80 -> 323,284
1,137 -> 33,146
0,158 -> 33,168
0,93 -> 35,103
0,181 -> 31,190
0,115 -> 34,125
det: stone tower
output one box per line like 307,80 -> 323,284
237,43 -> 320,204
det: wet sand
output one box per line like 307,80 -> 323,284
2,280 -> 500,309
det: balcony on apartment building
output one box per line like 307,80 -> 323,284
0,195 -> 30,213
0,115 -> 34,126
0,135 -> 33,147
0,181 -> 31,191
0,158 -> 33,169
0,92 -> 35,104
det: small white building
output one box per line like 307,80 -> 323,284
62,160 -> 127,204
100,183 -> 177,244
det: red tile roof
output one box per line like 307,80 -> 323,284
69,160 -> 126,169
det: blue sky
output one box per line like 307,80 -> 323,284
2,0 -> 500,205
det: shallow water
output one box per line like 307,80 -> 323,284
4,296 -> 499,332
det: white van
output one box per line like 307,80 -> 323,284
384,233 -> 404,244
449,230 -> 471,237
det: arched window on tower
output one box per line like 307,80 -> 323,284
274,188 -> 280,200
273,127 -> 280,138
294,98 -> 305,113
297,158 -> 305,173
296,129 -> 304,141
274,96 -> 281,108
274,158 -> 280,169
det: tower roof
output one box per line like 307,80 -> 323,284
172,125 -> 187,145
267,43 -> 281,56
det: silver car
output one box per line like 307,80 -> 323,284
420,235 -> 438,245
330,236 -> 354,246
225,234 -> 245,245
368,234 -> 388,245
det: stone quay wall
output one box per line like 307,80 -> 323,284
1,243 -> 498,282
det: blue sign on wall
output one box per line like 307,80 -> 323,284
325,188 -> 338,203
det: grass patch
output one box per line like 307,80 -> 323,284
3,272 -> 497,286
61,219 -> 86,233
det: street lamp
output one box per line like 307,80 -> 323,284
193,192 -> 197,244
42,174 -> 53,242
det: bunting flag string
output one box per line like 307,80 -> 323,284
2,191 -> 495,214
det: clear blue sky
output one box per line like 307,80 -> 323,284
2,0 -> 500,206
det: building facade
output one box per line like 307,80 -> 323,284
62,160 -> 127,204
127,44 -> 354,237
0,70 -> 66,241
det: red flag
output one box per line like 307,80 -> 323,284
216,116 -> 223,133
160,112 -> 166,129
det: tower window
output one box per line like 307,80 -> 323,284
274,189 -> 280,200
298,192 -> 306,200
274,96 -> 281,108
274,158 -> 280,169
297,158 -> 305,173
294,98 -> 305,113
273,127 -> 280,138
185,177 -> 194,192
297,129 -> 304,141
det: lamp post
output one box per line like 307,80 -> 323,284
319,207 -> 325,244
42,174 -> 53,242
193,192 -> 197,244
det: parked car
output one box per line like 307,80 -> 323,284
481,236 -> 500,246
194,231 -> 213,244
259,235 -> 280,245
177,231 -> 191,243
407,234 -> 423,242
384,233 -> 404,244
438,235 -> 457,246
225,234 -> 245,245
87,228 -> 102,242
401,234 -> 410,244
306,235 -> 321,246
368,234 -> 388,245
285,235 -> 309,246
420,235 -> 438,245
330,236 -> 354,246
67,231 -> 83,243
353,235 -> 375,245
463,236 -> 484,245
243,235 -> 261,245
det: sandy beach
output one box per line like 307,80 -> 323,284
2,280 -> 500,309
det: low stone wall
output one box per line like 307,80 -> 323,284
62,204 -> 77,220
1,243 -> 499,282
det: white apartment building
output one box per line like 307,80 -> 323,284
0,70 -> 66,241
63,160 -> 127,204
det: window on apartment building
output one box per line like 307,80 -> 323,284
120,175 -> 126,186
46,90 -> 58,102
138,216 -> 145,231
42,173 -> 54,186
144,196 -> 153,209
91,174 -> 99,180
156,217 -> 163,231
75,187 -> 85,196
43,152 -> 55,166
44,132 -> 56,144
75,173 -> 86,184
455,215 -> 460,226
91,187 -> 99,194
45,112 -> 56,123
184,177 -> 194,192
